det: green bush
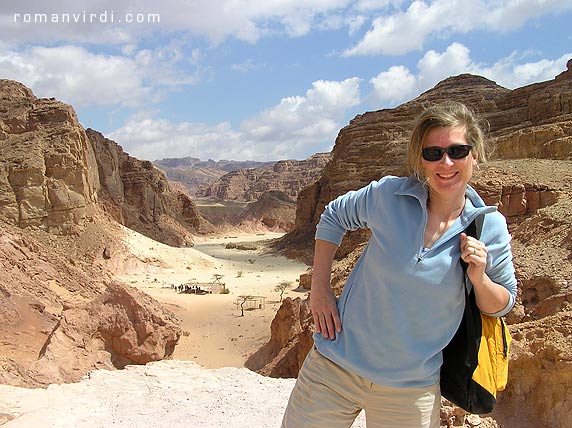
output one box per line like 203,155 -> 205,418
224,242 -> 258,251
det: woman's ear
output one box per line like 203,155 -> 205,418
472,154 -> 480,170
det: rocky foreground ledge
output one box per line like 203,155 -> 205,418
0,360 -> 317,428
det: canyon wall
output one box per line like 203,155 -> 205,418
88,129 -> 214,247
0,80 -> 196,387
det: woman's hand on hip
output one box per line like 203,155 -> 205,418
310,282 -> 342,340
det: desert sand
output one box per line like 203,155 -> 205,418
115,227 -> 310,369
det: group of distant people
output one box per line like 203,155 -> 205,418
170,284 -> 209,294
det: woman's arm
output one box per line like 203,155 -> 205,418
310,239 -> 342,340
460,232 -> 511,314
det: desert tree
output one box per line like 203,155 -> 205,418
274,280 -> 292,302
238,295 -> 254,317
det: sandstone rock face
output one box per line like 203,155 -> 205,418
259,66 -> 572,428
198,153 -> 331,202
0,81 -> 211,248
245,297 -> 313,378
0,81 -> 191,388
287,70 -> 571,242
0,221 -> 181,388
492,311 -> 572,428
27,282 -> 180,386
237,190 -> 297,231
0,80 -> 99,235
87,129 -> 214,246
154,157 -> 274,196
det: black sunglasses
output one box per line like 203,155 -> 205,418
422,144 -> 472,162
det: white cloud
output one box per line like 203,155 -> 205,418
344,0 -> 572,56
108,118 -> 244,161
347,15 -> 368,35
353,0 -> 405,11
416,42 -> 473,82
368,43 -> 571,107
0,43 -> 200,108
2,0 -> 570,51
1,0 -> 356,45
369,65 -> 416,105
241,78 -> 361,148
231,59 -> 263,73
108,77 -> 362,161
483,0 -> 572,31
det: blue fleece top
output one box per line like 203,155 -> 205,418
314,175 -> 517,388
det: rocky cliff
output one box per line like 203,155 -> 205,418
87,129 -> 214,247
0,80 -> 213,247
198,153 -> 332,202
287,69 -> 571,241
258,64 -> 572,428
154,157 -> 275,196
0,80 -> 202,387
0,221 -> 181,388
0,80 -> 99,235
237,190 -> 297,232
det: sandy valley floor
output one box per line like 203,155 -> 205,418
116,228 -> 310,369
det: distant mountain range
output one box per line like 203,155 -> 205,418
153,157 -> 275,196
154,154 -> 332,201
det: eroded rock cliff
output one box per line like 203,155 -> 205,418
0,80 -> 213,247
0,221 -> 181,388
198,153 -> 331,202
0,80 -> 192,388
0,80 -> 99,235
87,129 -> 214,247
237,190 -> 297,231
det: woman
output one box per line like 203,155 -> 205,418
281,101 -> 517,428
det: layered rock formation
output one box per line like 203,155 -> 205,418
88,129 -> 214,247
0,80 -> 201,387
0,79 -> 213,247
288,69 -> 571,239
0,222 -> 181,388
154,157 -> 274,196
198,153 -> 331,202
0,80 -> 99,235
237,190 -> 297,231
245,297 -> 313,377
258,65 -> 572,427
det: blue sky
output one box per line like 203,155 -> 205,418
1,1 -> 571,162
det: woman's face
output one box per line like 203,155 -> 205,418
421,126 -> 477,200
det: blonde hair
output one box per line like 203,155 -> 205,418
406,101 -> 488,180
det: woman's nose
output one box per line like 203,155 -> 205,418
439,154 -> 455,165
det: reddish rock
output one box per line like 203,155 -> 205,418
87,129 -> 215,247
298,270 -> 312,290
27,282 -> 181,386
245,297 -> 313,378
0,221 -> 182,388
0,81 -> 191,388
198,153 -> 331,202
237,190 -> 297,231
0,80 -> 99,235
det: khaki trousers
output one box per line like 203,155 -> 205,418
281,347 -> 440,428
